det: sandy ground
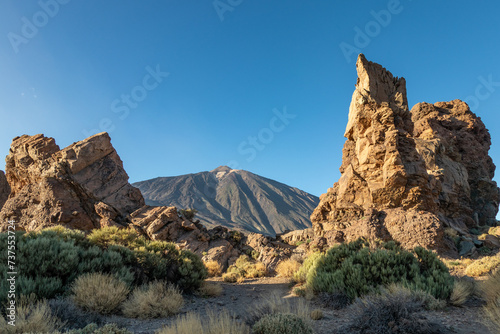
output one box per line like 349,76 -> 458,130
60,276 -> 494,334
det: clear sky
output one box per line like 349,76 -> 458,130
0,1 -> 499,216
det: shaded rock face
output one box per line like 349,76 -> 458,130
311,54 -> 499,254
0,171 -> 10,210
0,133 -> 144,231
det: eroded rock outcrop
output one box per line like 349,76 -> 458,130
0,133 -> 144,231
0,171 -> 10,210
311,54 -> 499,255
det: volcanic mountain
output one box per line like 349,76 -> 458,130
133,166 -> 319,236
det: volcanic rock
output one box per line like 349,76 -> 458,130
0,171 -> 9,211
0,133 -> 144,231
311,54 -> 499,254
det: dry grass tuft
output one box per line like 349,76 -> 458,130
157,309 -> 250,334
247,291 -> 312,325
0,297 -> 64,334
198,282 -> 223,297
465,253 -> 500,277
480,269 -> 500,333
450,277 -> 475,306
276,259 -> 302,278
310,309 -> 323,320
222,272 -> 239,283
71,273 -> 129,315
205,261 -> 223,277
122,281 -> 184,319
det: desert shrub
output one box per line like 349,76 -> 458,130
225,255 -> 266,282
198,282 -> 223,297
205,260 -> 223,277
157,309 -> 250,334
178,208 -> 198,220
65,323 -> 133,334
72,273 -> 129,315
0,297 -> 64,334
385,284 -> 446,311
247,292 -> 311,325
229,230 -> 243,243
302,238 -> 453,301
479,269 -> 500,332
310,309 -> 323,320
338,287 -> 449,334
293,252 -> 323,284
222,272 -> 239,283
449,277 -> 475,306
122,281 -> 183,319
276,259 -> 301,278
87,227 -> 140,248
177,250 -> 208,290
252,313 -> 314,334
49,298 -> 105,330
464,253 -> 500,276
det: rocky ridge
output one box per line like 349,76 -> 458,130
311,54 -> 500,256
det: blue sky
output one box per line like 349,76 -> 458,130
0,1 -> 499,217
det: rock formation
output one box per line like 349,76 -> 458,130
311,54 -> 499,255
0,171 -> 10,211
0,133 -> 144,231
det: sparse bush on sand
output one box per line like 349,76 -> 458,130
122,281 -> 184,319
247,291 -> 312,325
71,273 -> 129,315
338,286 -> 448,334
198,282 -> 223,297
65,323 -> 133,334
449,277 -> 475,306
479,269 -> 500,332
223,255 -> 267,283
205,260 -> 223,277
156,309 -> 249,334
252,313 -> 314,334
276,259 -> 302,278
0,296 -> 64,334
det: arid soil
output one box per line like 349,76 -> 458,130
71,277 -> 492,334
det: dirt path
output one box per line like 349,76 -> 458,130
93,277 -> 492,334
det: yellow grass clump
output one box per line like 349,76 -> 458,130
276,259 -> 302,278
122,281 -> 184,319
156,309 -> 250,334
198,282 -> 223,297
449,278 -> 475,306
205,260 -> 223,277
479,269 -> 500,332
464,253 -> 500,277
71,273 -> 130,315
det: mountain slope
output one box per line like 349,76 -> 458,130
133,166 -> 319,236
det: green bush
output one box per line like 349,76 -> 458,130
301,238 -> 453,301
252,313 -> 314,334
178,208 -> 198,220
0,226 -> 207,305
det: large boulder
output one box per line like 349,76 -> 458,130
0,133 -> 144,231
311,54 -> 499,254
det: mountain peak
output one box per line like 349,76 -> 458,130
211,166 -> 232,173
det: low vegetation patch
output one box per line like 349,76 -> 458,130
338,286 -> 449,334
276,259 -> 301,278
247,292 -> 312,325
157,309 -> 249,334
204,260 -> 223,277
252,313 -> 314,334
464,253 -> 500,277
0,226 -> 207,307
479,269 -> 500,332
223,255 -> 267,282
298,238 -> 454,301
198,282 -> 223,297
0,297 -> 63,334
122,281 -> 184,319
449,277 -> 475,306
65,323 -> 133,334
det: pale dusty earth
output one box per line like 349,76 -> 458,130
63,277 -> 492,334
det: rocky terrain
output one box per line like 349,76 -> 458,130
133,166 -> 318,236
311,54 -> 500,257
